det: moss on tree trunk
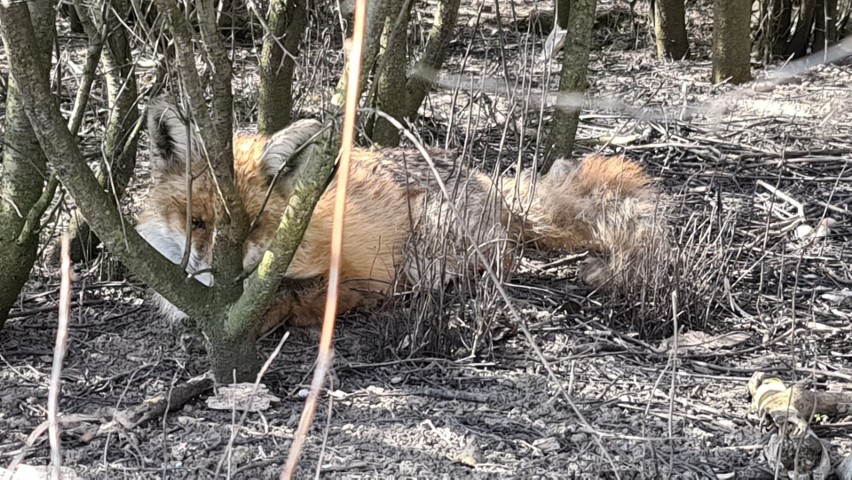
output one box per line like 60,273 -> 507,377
0,0 -> 53,329
369,0 -> 460,146
257,0 -> 308,134
653,0 -> 690,60
372,0 -> 412,146
712,0 -> 752,84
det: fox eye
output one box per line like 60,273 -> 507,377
191,217 -> 206,230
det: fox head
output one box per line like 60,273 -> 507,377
135,99 -> 323,292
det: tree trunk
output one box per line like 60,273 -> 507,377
0,0 -> 53,329
371,0 -> 412,147
65,0 -> 141,263
712,0 -> 752,84
787,0 -> 817,58
556,0 -> 570,28
207,310 -> 260,383
403,0 -> 461,120
813,0 -> 837,52
653,0 -> 690,60
545,0 -> 597,170
332,0 -> 389,108
257,0 -> 308,134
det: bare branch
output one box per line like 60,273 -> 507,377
48,235 -> 73,479
0,2 -> 210,316
155,0 -> 248,286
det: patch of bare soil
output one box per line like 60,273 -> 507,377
2,0 -> 852,478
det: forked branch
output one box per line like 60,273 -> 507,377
155,0 -> 249,286
0,2 -> 210,317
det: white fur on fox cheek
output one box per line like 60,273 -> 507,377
135,221 -> 213,286
136,221 -> 185,265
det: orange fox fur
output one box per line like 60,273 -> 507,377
136,100 -> 665,334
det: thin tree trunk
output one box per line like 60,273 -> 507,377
372,0 -> 413,146
556,0 -> 570,28
545,0 -> 597,170
332,0 -> 388,107
712,0 -> 752,84
257,0 -> 308,134
813,0 -> 838,52
653,0 -> 690,60
787,0 -> 816,57
0,1 -> 53,329
403,0 -> 461,120
207,319 -> 260,382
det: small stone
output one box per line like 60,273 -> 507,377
795,224 -> 814,239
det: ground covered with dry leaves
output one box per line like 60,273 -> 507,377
1,0 -> 851,478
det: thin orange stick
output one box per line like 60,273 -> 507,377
48,235 -> 72,480
280,0 -> 367,476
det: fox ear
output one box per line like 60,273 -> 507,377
261,119 -> 325,193
147,98 -> 199,173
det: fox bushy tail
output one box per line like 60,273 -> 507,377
502,155 -> 667,286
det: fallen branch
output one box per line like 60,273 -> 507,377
81,374 -> 214,442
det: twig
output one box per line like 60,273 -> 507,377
314,375 -> 334,480
667,290 -> 679,476
48,235 -> 73,480
757,180 -> 805,219
79,374 -> 214,442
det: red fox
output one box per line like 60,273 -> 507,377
137,100 -> 665,334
